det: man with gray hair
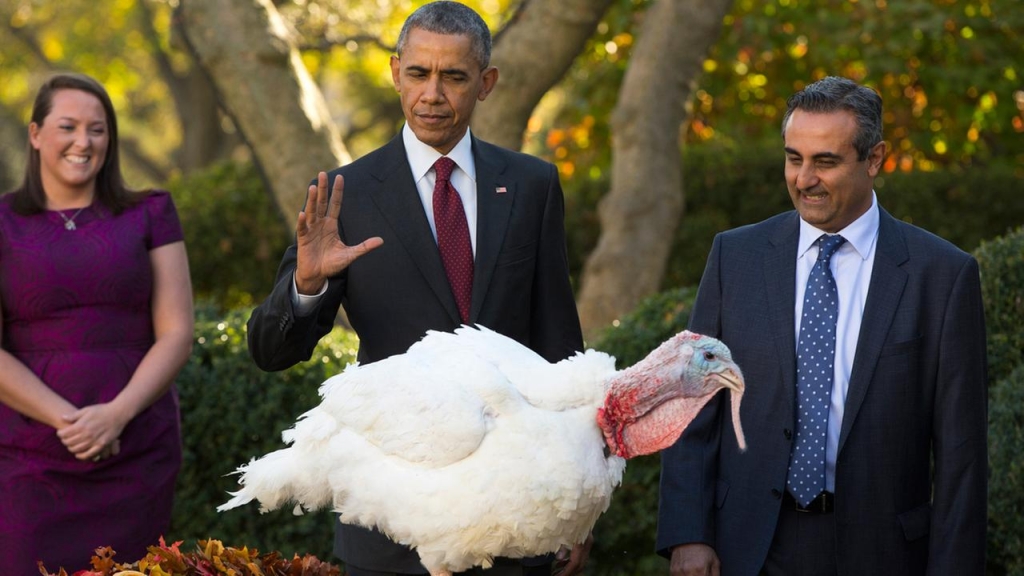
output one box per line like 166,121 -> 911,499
247,2 -> 587,575
656,76 -> 987,575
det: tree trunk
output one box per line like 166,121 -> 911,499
576,0 -> 734,340
138,0 -> 237,174
472,0 -> 615,150
175,0 -> 351,219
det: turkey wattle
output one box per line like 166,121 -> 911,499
219,325 -> 745,576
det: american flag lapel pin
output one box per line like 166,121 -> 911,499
495,186 -> 507,194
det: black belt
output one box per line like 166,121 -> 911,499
783,490 -> 835,513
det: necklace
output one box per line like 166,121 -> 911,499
58,207 -> 87,231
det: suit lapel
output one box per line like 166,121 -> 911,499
365,136 -> 462,323
838,208 -> 909,454
765,213 -> 800,414
468,138 -> 513,322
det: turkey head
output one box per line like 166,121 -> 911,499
597,331 -> 746,459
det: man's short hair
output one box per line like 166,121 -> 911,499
782,76 -> 884,161
395,1 -> 492,69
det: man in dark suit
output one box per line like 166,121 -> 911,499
656,76 -> 987,575
247,2 -> 586,575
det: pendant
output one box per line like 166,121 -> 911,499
65,220 -> 76,231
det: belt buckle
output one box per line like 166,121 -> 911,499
793,492 -> 830,513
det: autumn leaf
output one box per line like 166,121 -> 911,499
90,546 -> 118,574
40,538 -> 341,576
36,561 -> 68,576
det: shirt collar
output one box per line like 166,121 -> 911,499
798,192 -> 880,260
402,124 -> 476,182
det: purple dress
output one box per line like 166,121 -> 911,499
0,191 -> 184,572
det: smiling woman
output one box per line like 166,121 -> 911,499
0,73 -> 194,573
28,89 -> 110,208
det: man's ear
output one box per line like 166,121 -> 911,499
477,66 -> 499,101
867,140 -> 886,177
390,55 -> 402,91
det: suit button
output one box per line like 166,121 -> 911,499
783,428 -> 793,440
771,488 -> 782,499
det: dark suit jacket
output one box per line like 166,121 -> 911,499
655,207 -> 987,575
247,133 -> 583,572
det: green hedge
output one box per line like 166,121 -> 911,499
167,161 -> 292,310
169,304 -> 358,559
875,167 -> 1024,259
975,227 -> 1024,385
982,227 -> 1024,575
989,364 -> 1024,576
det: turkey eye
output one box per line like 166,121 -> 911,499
704,351 -> 716,361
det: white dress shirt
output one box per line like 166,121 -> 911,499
794,193 -> 879,492
402,124 -> 478,255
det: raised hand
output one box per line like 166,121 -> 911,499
294,172 -> 383,294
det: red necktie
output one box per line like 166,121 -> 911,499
432,157 -> 474,323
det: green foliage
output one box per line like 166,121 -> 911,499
0,156 -> 15,193
585,286 -> 698,575
167,161 -> 292,310
563,143 -> 792,289
688,0 -> 1024,166
877,167 -> 1024,259
169,304 -> 359,560
588,456 -> 664,576
979,228 -> 1024,575
987,364 -> 1024,576
563,175 -> 612,293
974,227 -> 1024,385
665,145 -> 792,290
590,286 -> 699,368
533,0 -> 1024,207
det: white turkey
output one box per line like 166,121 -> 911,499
219,325 -> 746,576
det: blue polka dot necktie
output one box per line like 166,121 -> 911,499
433,157 -> 474,323
787,233 -> 846,507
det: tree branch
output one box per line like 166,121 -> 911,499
472,0 -> 616,150
297,34 -> 394,53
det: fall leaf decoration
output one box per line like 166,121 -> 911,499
37,537 -> 342,576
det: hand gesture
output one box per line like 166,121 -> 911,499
295,172 -> 383,294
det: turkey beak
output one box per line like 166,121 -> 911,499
710,367 -> 743,393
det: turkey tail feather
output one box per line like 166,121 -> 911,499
216,446 -> 332,514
